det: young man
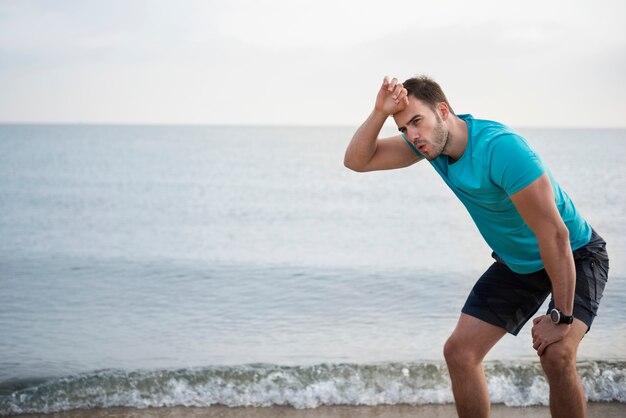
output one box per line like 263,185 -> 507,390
344,76 -> 609,418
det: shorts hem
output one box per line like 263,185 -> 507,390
461,306 -> 521,336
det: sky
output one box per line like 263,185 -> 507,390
0,0 -> 625,127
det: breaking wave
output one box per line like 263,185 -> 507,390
1,360 -> 624,415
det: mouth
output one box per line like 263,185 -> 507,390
414,143 -> 427,154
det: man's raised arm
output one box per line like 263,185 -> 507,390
344,77 -> 421,172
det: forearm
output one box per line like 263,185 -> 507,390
344,109 -> 388,171
537,227 -> 576,315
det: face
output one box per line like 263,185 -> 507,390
393,97 -> 449,161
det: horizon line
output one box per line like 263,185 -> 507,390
1,121 -> 626,130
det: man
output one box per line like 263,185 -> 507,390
344,76 -> 609,418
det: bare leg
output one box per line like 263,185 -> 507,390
443,314 -> 507,418
537,318 -> 588,418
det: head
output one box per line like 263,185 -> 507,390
393,75 -> 453,161
402,75 -> 454,115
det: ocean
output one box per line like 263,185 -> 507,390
0,124 -> 624,415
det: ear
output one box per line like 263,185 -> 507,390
437,102 -> 450,120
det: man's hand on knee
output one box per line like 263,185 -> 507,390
531,315 -> 571,356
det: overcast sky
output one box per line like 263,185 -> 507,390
1,0 -> 625,127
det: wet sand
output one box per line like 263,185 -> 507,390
8,403 -> 625,418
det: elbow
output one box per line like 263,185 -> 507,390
344,161 -> 366,172
552,222 -> 570,244
558,223 -> 570,240
343,153 -> 367,172
536,222 -> 570,246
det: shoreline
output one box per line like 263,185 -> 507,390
7,403 -> 625,418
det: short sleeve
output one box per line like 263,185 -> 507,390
488,134 -> 545,195
401,133 -> 424,158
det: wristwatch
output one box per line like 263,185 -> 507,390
550,308 -> 574,325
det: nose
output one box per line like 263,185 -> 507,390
407,126 -> 419,141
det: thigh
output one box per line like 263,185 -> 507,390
462,260 -> 552,336
447,313 -> 507,360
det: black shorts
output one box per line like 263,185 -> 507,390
462,229 -> 609,335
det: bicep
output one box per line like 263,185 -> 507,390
510,173 -> 565,235
358,135 -> 422,172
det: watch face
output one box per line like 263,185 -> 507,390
550,309 -> 560,323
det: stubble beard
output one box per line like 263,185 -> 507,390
424,116 -> 449,161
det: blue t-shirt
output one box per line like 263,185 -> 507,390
403,114 -> 591,274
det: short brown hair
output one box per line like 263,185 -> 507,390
403,75 -> 454,114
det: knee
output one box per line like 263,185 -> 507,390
540,344 -> 577,378
444,336 -> 481,371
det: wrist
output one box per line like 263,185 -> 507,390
372,107 -> 391,119
550,308 -> 574,325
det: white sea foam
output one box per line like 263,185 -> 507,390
1,361 -> 624,416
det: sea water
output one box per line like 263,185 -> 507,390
0,124 -> 624,414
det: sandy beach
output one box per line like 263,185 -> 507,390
8,403 -> 625,418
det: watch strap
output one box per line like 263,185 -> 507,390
551,308 -> 574,324
560,313 -> 574,324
